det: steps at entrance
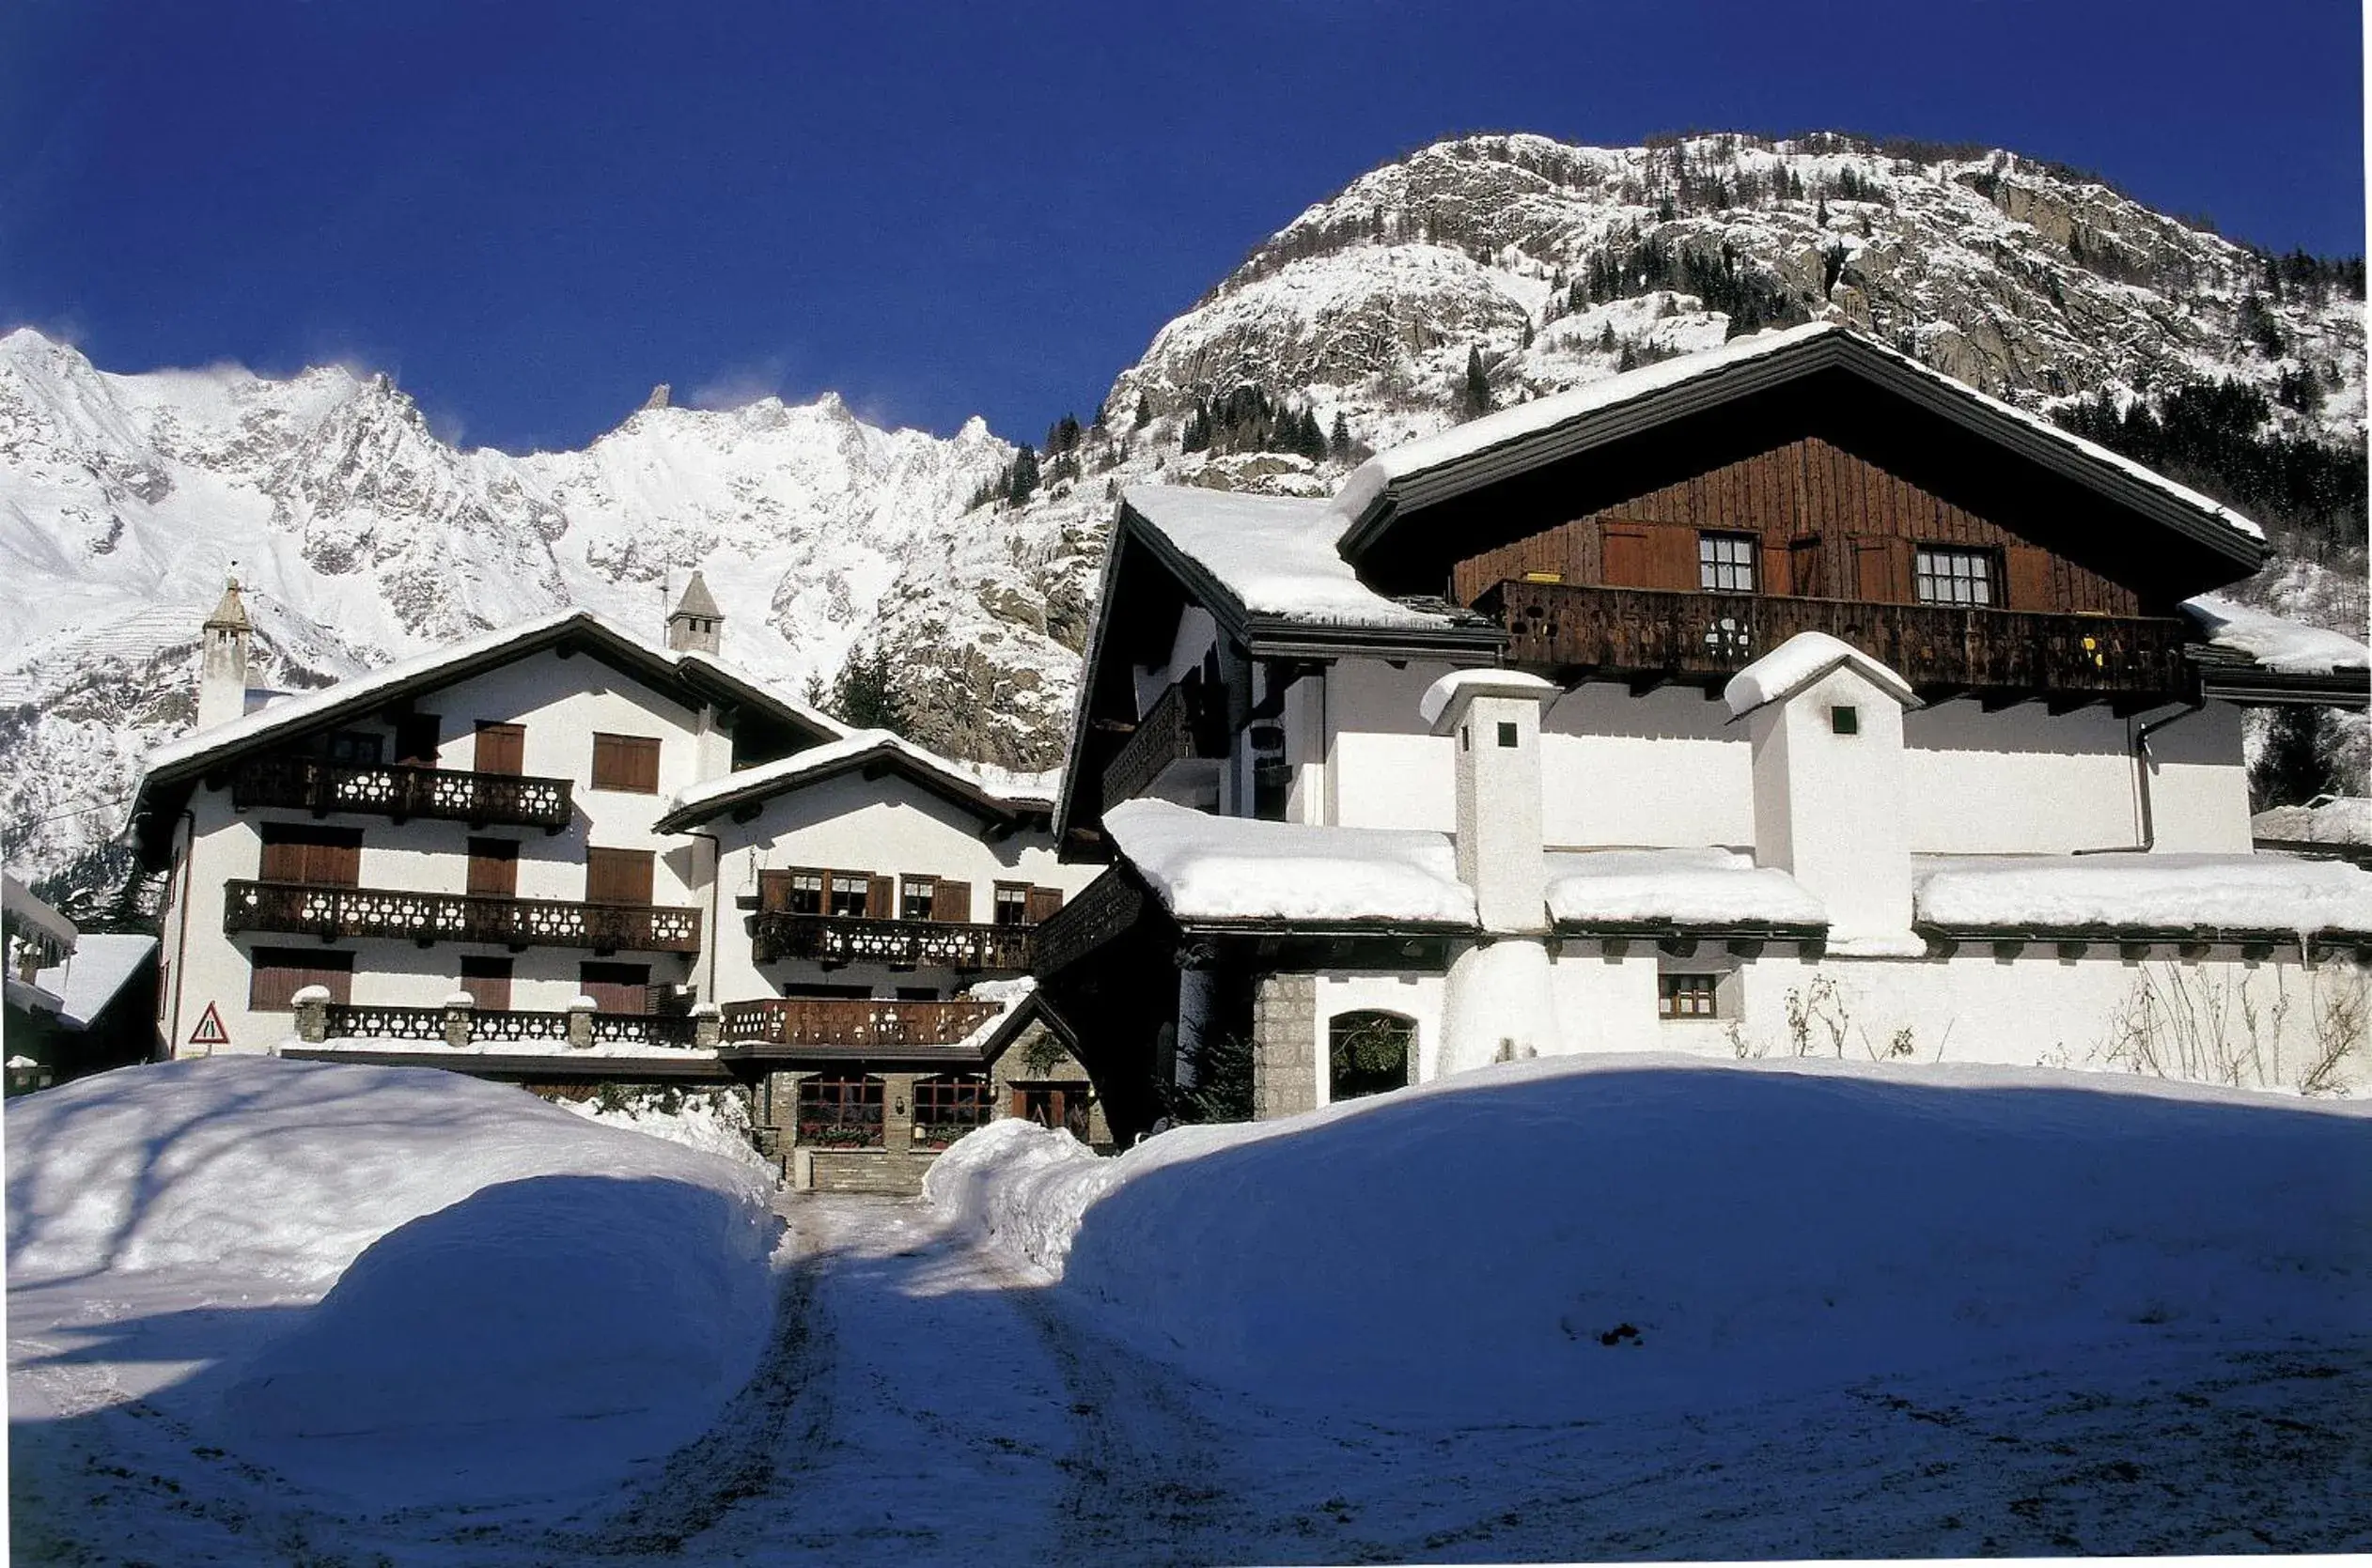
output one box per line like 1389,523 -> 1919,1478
800,1148 -> 940,1196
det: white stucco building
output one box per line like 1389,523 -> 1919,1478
1037,324 -> 2372,1137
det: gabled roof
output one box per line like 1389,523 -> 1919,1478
124,609 -> 843,853
1722,631 -> 1921,719
655,728 -> 1058,833
1334,322 -> 2268,570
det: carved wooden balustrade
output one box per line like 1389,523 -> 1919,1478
752,912 -> 1034,971
318,1002 -> 702,1048
225,880 -> 701,952
233,755 -> 574,830
1100,675 -> 1229,810
720,997 -> 1000,1050
1477,581 -> 2193,704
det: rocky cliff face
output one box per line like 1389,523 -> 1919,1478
4,131 -> 2363,899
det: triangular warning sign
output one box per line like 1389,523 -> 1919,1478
188,1002 -> 230,1048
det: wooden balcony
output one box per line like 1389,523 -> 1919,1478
224,880 -> 702,953
320,1002 -> 703,1048
233,755 -> 574,831
720,996 -> 1001,1052
752,911 -> 1034,971
1101,676 -> 1229,809
1478,581 -> 2193,706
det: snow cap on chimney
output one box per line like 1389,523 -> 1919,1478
666,569 -> 724,656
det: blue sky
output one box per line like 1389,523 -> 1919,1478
2,1 -> 2361,454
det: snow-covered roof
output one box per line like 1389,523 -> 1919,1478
1338,322 -> 2267,551
1418,669 -> 1559,731
1723,631 -> 1919,719
1546,847 -> 1825,930
1914,854 -> 2372,939
1102,799 -> 1476,927
2252,798 -> 2372,851
1122,486 -> 1461,631
2182,596 -> 2371,676
124,610 -> 844,844
30,932 -> 156,1031
3,871 -> 77,954
657,728 -> 1058,831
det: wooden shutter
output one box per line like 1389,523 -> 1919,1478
1851,536 -> 1911,603
1024,886 -> 1066,924
934,878 -> 972,924
394,714 -> 441,767
260,825 -> 361,887
459,955 -> 512,1011
591,734 -> 662,793
1786,536 -> 1825,598
758,870 -> 797,912
248,948 -> 353,1010
475,722 -> 525,775
1652,527 -> 1701,592
2005,545 -> 2053,612
866,875 -> 894,919
585,847 -> 655,906
579,962 -> 650,1014
1600,523 -> 1653,588
467,838 -> 520,898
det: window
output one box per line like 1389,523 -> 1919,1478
1659,972 -> 1719,1019
913,1074 -> 994,1147
900,875 -> 937,922
1249,724 -> 1289,823
249,948 -> 353,1011
585,847 -> 655,906
1329,1011 -> 1414,1102
259,824 -> 362,887
1913,545 -> 1997,607
579,961 -> 651,1015
467,837 -> 520,897
1699,532 -> 1757,594
474,722 -> 525,776
993,883 -> 1030,926
828,873 -> 872,919
798,1076 -> 883,1146
1831,706 -> 1860,737
459,955 -> 512,1011
785,870 -> 826,916
326,730 -> 382,766
393,714 -> 440,768
590,733 -> 662,793
1497,721 -> 1518,748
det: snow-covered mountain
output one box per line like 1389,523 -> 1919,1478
5,131 -> 2364,898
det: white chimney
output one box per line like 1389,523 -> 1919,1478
195,580 -> 252,733
1422,668 -> 1564,1071
1724,632 -> 1920,953
666,570 -> 724,656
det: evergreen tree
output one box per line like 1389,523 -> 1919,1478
828,642 -> 909,733
1329,411 -> 1351,461
1133,392 -> 1153,429
2250,706 -> 2335,809
1618,339 -> 1639,372
1463,346 -> 1493,417
1006,444 -> 1039,505
1598,320 -> 1617,354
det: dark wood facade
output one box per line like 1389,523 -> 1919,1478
1451,435 -> 2145,616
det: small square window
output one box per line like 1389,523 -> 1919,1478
1497,721 -> 1518,748
1698,532 -> 1758,594
1659,972 -> 1719,1019
1832,705 -> 1860,736
1913,545 -> 1997,607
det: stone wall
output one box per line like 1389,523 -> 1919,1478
1252,972 -> 1318,1120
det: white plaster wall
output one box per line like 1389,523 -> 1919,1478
1750,663 -> 1915,947
707,769 -> 1097,1006
163,649 -> 726,1057
1325,659 -> 1459,831
1310,970 -> 1446,1106
1541,684 -> 1756,848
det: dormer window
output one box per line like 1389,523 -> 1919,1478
1913,545 -> 1997,606
1698,531 -> 1757,594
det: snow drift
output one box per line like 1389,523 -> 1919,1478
8,1058 -> 781,1505
930,1055 -> 2372,1422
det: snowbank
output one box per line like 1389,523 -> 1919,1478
1104,797 -> 1476,925
930,1055 -> 2370,1422
1547,846 -> 1824,928
1915,852 -> 2372,937
554,1084 -> 777,1175
8,1058 -> 782,1506
2254,796 -> 2372,849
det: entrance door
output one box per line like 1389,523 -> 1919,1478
1013,1082 -> 1093,1141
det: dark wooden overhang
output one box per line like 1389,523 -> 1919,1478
2189,646 -> 2372,709
278,1046 -> 735,1082
1914,923 -> 2372,963
1337,326 -> 2268,605
125,613 -> 841,867
1053,505 -> 1505,848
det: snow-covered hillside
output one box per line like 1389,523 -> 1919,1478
5,131 -> 2365,898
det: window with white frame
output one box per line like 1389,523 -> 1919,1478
1913,545 -> 1997,606
1698,532 -> 1757,593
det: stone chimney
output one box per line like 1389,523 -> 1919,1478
1724,632 -> 1920,953
195,579 -> 253,732
1422,668 -> 1564,1072
666,570 -> 724,656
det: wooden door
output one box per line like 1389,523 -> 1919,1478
585,847 -> 655,906
459,955 -> 512,1011
259,825 -> 362,887
467,838 -> 519,898
475,722 -> 525,775
578,962 -> 650,1015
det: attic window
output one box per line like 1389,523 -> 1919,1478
1832,705 -> 1860,736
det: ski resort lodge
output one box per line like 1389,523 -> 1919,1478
118,322 -> 2370,1172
